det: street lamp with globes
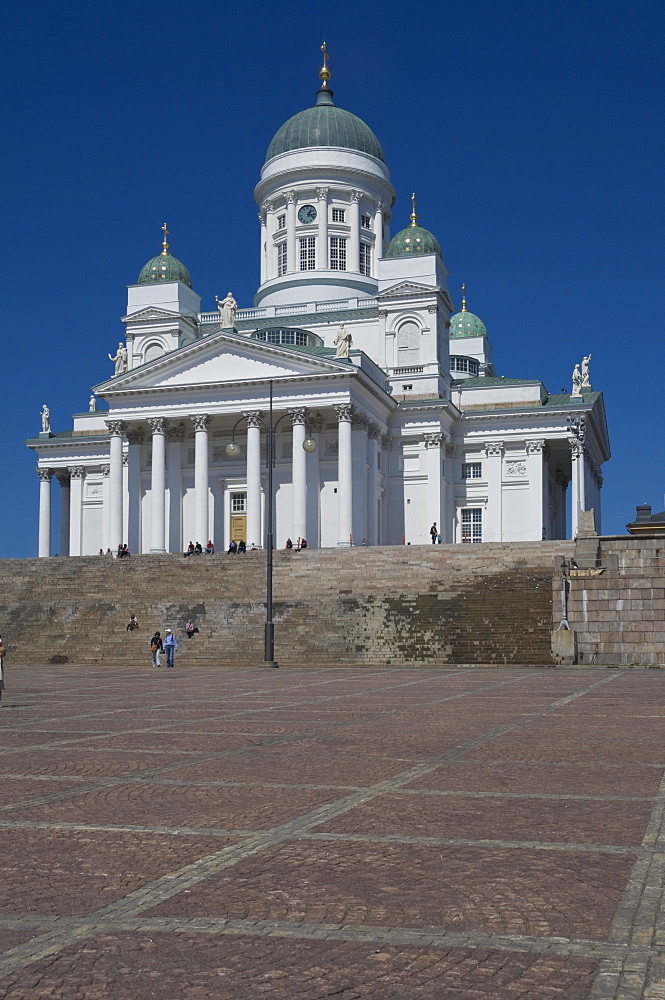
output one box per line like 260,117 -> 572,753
225,381 -> 317,667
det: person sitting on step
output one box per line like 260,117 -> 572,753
227,540 -> 238,554
126,614 -> 139,632
194,541 -> 203,555
238,539 -> 246,554
184,541 -> 195,557
205,540 -> 214,555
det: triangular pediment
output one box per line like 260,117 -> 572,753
122,307 -> 181,324
378,280 -> 439,300
94,330 -> 350,394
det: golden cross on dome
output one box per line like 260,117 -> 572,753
409,192 -> 418,227
461,283 -> 468,311
161,222 -> 170,255
319,41 -> 331,88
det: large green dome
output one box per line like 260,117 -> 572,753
138,251 -> 192,288
449,308 -> 488,339
266,87 -> 385,163
385,224 -> 442,258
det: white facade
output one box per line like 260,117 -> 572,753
29,71 -> 610,556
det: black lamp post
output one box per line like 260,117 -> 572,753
225,381 -> 317,667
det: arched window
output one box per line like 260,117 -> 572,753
143,342 -> 165,364
396,321 -> 420,365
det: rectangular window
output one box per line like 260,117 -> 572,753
361,213 -> 371,229
299,237 -> 316,271
330,236 -> 347,270
461,508 -> 482,543
231,492 -> 247,513
276,241 -> 287,276
332,208 -> 345,223
462,462 -> 482,480
359,241 -> 371,276
277,214 -> 286,230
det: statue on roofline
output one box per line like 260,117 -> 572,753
216,292 -> 237,329
108,342 -> 128,376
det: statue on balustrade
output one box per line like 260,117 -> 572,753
89,395 -> 96,412
108,342 -> 128,375
216,292 -> 238,329
334,323 -> 353,359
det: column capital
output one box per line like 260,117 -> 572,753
100,464 -> 110,477
243,410 -> 263,428
568,437 -> 584,458
106,419 -> 126,437
148,416 -> 167,435
288,407 -> 308,426
349,189 -> 362,203
484,441 -> 504,457
367,422 -> 381,440
166,422 -> 186,443
351,411 -> 369,430
334,403 -> 355,423
126,428 -> 145,446
191,413 -> 211,432
381,434 -> 391,449
262,199 -> 274,214
526,439 -> 546,455
427,303 -> 438,314
316,186 -> 329,200
424,432 -> 444,449
36,467 -> 52,482
285,190 -> 296,204
68,466 -> 84,479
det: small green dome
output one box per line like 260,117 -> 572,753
266,87 -> 384,163
385,225 -> 442,258
449,308 -> 488,339
138,251 -> 192,288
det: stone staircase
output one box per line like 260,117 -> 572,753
0,541 -> 573,667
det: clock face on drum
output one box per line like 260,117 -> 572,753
298,204 -> 317,224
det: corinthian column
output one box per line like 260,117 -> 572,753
148,417 -> 167,553
106,420 -> 126,551
335,403 -> 354,545
349,190 -> 361,272
245,411 -> 262,547
192,414 -> 211,546
316,187 -> 329,269
289,408 -> 308,541
286,191 -> 296,273
37,468 -> 52,557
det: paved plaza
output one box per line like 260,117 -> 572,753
1,663 -> 665,998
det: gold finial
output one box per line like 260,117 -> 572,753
409,192 -> 418,227
461,282 -> 467,312
161,222 -> 170,256
319,41 -> 331,88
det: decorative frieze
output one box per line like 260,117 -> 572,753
505,460 -> 527,478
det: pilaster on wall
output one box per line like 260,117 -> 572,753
484,442 -> 504,542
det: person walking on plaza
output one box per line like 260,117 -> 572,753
163,628 -> 178,668
150,630 -> 163,667
430,522 -> 438,544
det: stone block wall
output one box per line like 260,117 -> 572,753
564,537 -> 665,666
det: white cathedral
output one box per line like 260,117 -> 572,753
29,50 -> 610,557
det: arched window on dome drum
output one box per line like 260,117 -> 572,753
396,321 -> 420,365
143,342 -> 165,364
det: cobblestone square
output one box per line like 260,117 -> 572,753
1,663 -> 665,998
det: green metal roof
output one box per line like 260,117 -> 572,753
138,252 -> 192,288
455,376 -> 539,388
385,225 -> 441,258
266,87 -> 384,163
449,309 -> 488,339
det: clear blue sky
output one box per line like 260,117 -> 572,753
1,0 -> 663,556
